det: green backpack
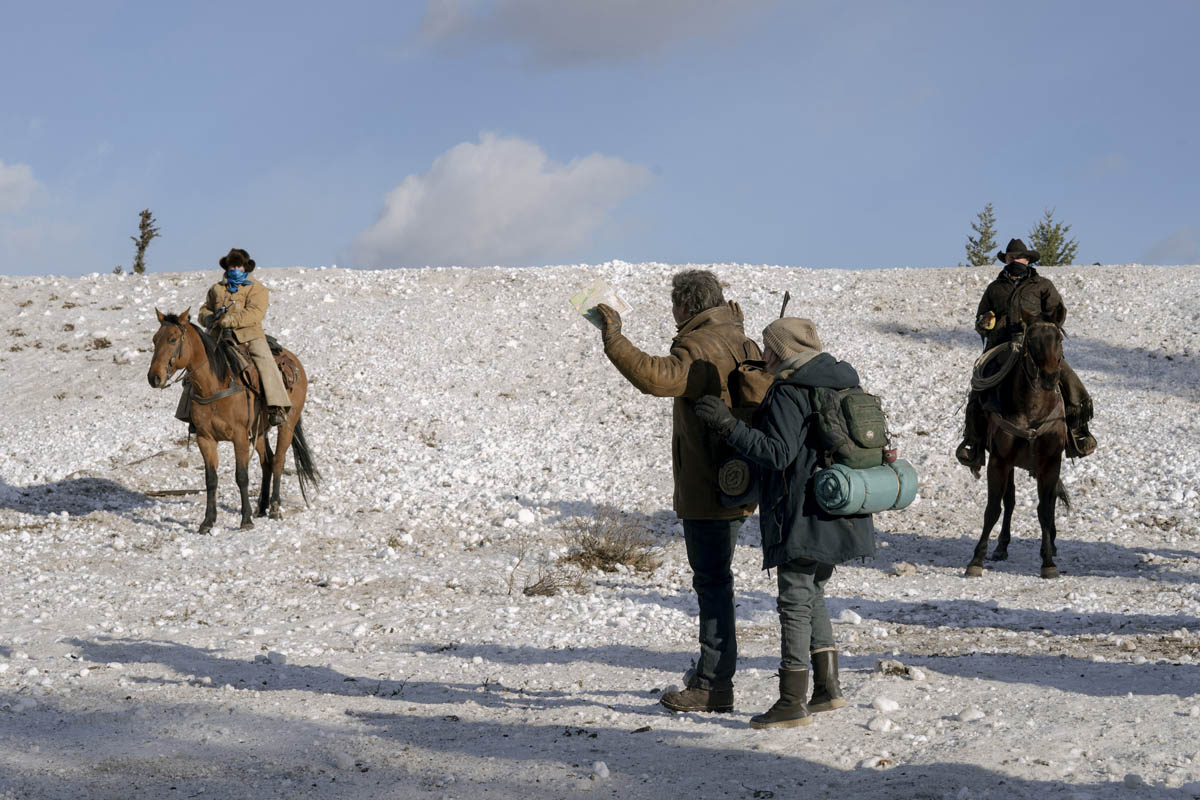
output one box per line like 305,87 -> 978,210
811,387 -> 890,470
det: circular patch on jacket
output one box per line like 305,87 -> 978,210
718,458 -> 751,496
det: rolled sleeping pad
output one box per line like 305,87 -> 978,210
813,459 -> 918,515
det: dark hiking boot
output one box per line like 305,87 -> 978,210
809,650 -> 846,713
660,677 -> 733,713
750,669 -> 812,729
268,407 -> 287,427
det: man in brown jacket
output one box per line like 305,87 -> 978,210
177,248 -> 291,427
596,269 -> 760,713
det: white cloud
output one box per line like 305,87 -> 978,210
1142,226 -> 1199,265
0,160 -> 41,214
351,133 -> 652,267
418,0 -> 775,65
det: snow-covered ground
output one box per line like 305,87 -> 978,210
1,261 -> 1198,799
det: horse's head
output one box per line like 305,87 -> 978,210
1022,320 -> 1064,391
148,308 -> 193,388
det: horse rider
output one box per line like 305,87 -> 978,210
183,247 -> 291,427
955,238 -> 1096,469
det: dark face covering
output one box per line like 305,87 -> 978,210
1004,260 -> 1029,279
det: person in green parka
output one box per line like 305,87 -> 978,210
695,317 -> 875,729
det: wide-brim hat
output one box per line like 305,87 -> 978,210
219,247 -> 256,272
997,238 -> 1040,265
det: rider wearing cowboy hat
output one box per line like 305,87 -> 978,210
197,248 -> 291,427
955,238 -> 1096,467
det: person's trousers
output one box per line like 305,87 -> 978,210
682,517 -> 743,688
246,336 -> 291,408
777,557 -> 835,670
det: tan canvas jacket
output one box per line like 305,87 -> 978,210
199,278 -> 269,342
604,302 -> 760,521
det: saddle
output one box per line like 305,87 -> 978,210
220,334 -> 298,400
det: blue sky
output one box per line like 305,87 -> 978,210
2,0 -> 1198,276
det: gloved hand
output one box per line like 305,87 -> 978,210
218,325 -> 235,341
695,395 -> 738,438
595,303 -> 622,346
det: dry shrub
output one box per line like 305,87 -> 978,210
86,337 -> 112,350
522,565 -> 589,597
560,511 -> 663,574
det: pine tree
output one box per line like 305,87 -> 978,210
130,209 -> 161,275
965,202 -> 998,266
1028,208 -> 1079,266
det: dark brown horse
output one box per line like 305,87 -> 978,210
965,320 -> 1070,579
147,309 -> 318,533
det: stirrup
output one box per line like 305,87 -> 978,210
955,442 -> 984,469
268,407 -> 287,427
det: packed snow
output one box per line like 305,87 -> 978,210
1,261 -> 1198,799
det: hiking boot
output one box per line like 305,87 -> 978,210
750,669 -> 812,729
268,407 -> 287,427
660,677 -> 733,713
809,650 -> 846,713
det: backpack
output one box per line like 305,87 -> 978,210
811,386 -> 890,470
726,341 -> 773,423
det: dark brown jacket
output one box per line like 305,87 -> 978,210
975,267 -> 1066,349
604,303 -> 761,520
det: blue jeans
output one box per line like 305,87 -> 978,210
683,518 -> 744,688
777,558 -> 835,670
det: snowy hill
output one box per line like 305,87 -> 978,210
1,262 -> 1199,798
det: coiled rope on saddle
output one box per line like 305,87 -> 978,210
970,338 -> 1022,392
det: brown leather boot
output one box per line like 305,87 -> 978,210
661,677 -> 733,713
808,650 -> 846,713
268,407 -> 287,427
750,669 -> 812,729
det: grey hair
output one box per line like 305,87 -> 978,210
671,269 -> 725,318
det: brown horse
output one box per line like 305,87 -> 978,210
965,320 -> 1070,579
147,309 -> 319,534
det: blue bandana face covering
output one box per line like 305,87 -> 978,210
225,268 -> 249,292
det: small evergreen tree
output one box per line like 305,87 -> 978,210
130,209 -> 161,275
1028,208 -> 1079,266
965,202 -> 998,266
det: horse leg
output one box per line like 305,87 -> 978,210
233,436 -> 254,530
1036,461 -> 1063,579
967,458 -> 1009,577
268,420 -> 296,520
989,472 -> 1016,561
256,434 -> 274,518
197,436 -> 219,535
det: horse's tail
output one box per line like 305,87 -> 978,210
1055,479 -> 1071,511
291,416 -> 321,506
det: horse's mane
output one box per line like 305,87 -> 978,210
161,314 -> 229,382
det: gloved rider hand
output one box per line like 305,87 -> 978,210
218,325 -> 235,341
695,395 -> 738,438
595,303 -> 622,346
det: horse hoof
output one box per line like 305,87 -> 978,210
987,550 -> 1009,562
1040,566 -> 1060,579
198,525 -> 213,536
965,564 -> 984,578
240,520 -> 255,531
269,507 -> 282,520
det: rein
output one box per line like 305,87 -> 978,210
989,321 -> 1065,441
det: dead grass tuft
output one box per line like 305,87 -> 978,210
559,511 -> 663,574
522,565 -> 589,597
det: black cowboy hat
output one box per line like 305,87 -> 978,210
219,248 -> 256,272
996,238 -> 1040,265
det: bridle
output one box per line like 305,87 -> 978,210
156,321 -> 189,388
1018,322 -> 1063,393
